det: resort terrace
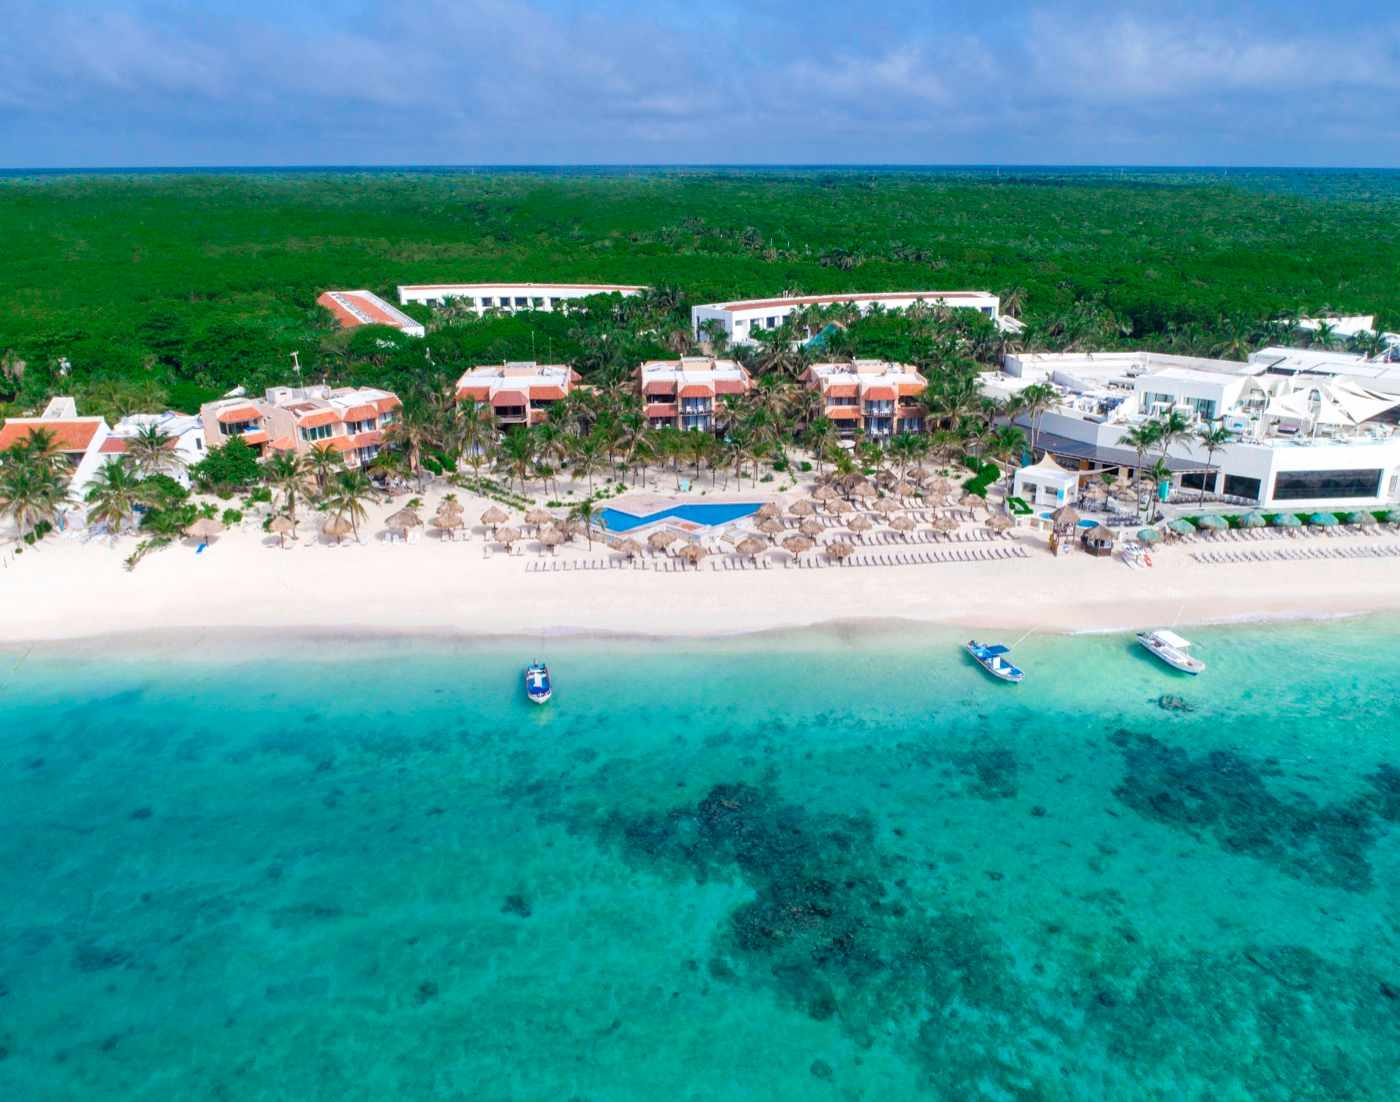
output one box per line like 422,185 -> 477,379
454,362 -> 581,427
638,358 -> 752,431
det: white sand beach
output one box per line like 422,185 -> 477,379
4,482 -> 1400,645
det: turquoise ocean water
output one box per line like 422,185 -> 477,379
1,620 -> 1397,1100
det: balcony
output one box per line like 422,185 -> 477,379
493,407 -> 528,423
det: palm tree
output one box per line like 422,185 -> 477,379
84,458 -> 144,532
497,429 -> 536,494
985,426 -> 1026,494
804,417 -> 838,474
386,396 -> 438,489
456,399 -> 495,479
1017,382 -> 1058,452
682,429 -> 711,482
569,498 -> 598,550
1145,459 -> 1172,522
569,431 -> 607,495
15,427 -> 65,474
1195,423 -> 1232,503
1154,410 -> 1193,469
263,451 -> 313,529
322,470 -> 377,538
307,444 -> 344,495
125,423 -> 183,478
1121,422 -> 1161,515
0,454 -> 69,539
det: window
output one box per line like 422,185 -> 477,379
300,423 -> 333,443
480,297 -> 494,308
1223,474 -> 1261,501
346,418 -> 376,435
1181,471 -> 1213,491
1186,396 -> 1217,419
1272,468 -> 1382,501
531,297 -> 544,307
220,419 -> 258,437
514,297 -> 528,307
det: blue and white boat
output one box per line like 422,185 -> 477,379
965,640 -> 1024,684
524,661 -> 552,704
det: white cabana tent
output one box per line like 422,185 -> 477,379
1013,453 -> 1080,508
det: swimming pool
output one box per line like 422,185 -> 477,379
1038,511 -> 1100,529
598,502 -> 761,532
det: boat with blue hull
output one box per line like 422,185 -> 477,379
965,640 -> 1024,683
524,661 -> 552,704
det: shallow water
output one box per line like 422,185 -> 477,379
1,620 -> 1398,1100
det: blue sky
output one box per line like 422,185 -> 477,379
2,0 -> 1398,167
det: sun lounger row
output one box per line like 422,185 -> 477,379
790,545 -> 1030,569
1190,544 -> 1400,565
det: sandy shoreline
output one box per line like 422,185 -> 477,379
5,505 -> 1400,651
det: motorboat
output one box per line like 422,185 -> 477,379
965,640 -> 1024,684
524,660 -> 552,704
1136,629 -> 1205,674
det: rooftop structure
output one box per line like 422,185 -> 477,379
995,351 -> 1400,510
199,385 -> 400,469
802,360 -> 927,439
638,357 -> 752,432
454,362 -> 582,427
691,290 -> 1020,346
102,411 -> 207,485
0,396 -> 111,501
317,290 -> 425,338
398,282 -> 645,315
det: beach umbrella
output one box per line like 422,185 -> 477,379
889,515 -> 915,534
1239,511 -> 1268,528
1049,504 -> 1081,528
1351,510 -> 1379,526
736,536 -> 767,558
386,507 -> 423,534
676,543 -> 708,568
788,498 -> 817,516
494,524 -> 522,548
269,514 -> 295,547
987,514 -> 1014,532
871,497 -> 899,516
1196,514 -> 1228,530
538,527 -> 564,553
890,481 -> 917,498
1136,527 -> 1162,544
648,530 -> 679,552
812,485 -> 839,502
932,515 -> 959,533
908,466 -> 931,484
436,498 -> 464,516
782,534 -> 814,557
755,502 -> 781,520
188,516 -> 225,543
1308,512 -> 1339,526
756,517 -> 786,538
1271,513 -> 1302,528
960,493 -> 985,509
481,506 -> 508,529
321,515 -> 353,543
1167,518 -> 1196,535
849,481 -> 878,499
847,514 -> 873,533
927,477 -> 955,496
799,518 -> 825,538
524,507 -> 556,530
827,498 -> 854,515
825,540 -> 854,561
611,537 -> 643,559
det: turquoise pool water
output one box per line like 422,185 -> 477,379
1039,510 -> 1100,529
599,501 -> 760,531
2,620 -> 1398,1099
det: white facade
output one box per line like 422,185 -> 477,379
1013,454 -> 1081,508
106,412 -> 207,486
691,290 -> 1016,345
397,282 -> 645,315
995,352 -> 1400,511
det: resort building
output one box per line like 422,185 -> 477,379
199,385 -> 401,469
454,362 -> 582,428
102,411 -> 207,485
0,396 -> 111,500
993,351 -> 1400,511
637,357 -> 752,431
317,290 -> 426,338
397,282 -> 645,314
690,291 -> 1019,345
802,360 -> 927,439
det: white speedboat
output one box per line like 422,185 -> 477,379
965,640 -> 1024,684
1136,630 -> 1205,674
524,661 -> 552,704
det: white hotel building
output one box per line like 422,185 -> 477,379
690,291 -> 1018,345
991,352 -> 1400,512
397,282 -> 645,315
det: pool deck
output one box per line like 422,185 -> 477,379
600,494 -> 766,536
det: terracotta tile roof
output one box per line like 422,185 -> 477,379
827,408 -> 860,420
491,390 -> 528,407
643,381 -> 677,396
348,429 -> 385,447
824,383 -> 858,398
897,382 -> 927,397
375,395 -> 401,412
296,409 -> 340,429
863,386 -> 897,401
713,379 -> 749,395
317,290 -> 421,332
456,385 -> 492,401
531,386 -> 567,401
338,404 -> 379,422
240,431 -> 270,446
645,403 -> 678,418
0,418 -> 104,453
678,384 -> 713,399
99,437 -> 128,454
270,437 -> 297,451
216,406 -> 263,424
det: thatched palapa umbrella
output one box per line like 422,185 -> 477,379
889,515 -> 915,536
927,477 -> 955,497
611,537 -> 643,559
189,516 -> 225,544
648,530 -> 680,553
677,543 -> 708,569
986,514 -> 1014,532
270,514 -> 295,547
871,497 -> 899,516
812,485 -> 839,502
494,524 -> 522,549
932,515 -> 959,533
782,534 -> 814,557
756,517 -> 785,539
892,481 -> 917,498
386,507 -> 423,538
960,493 -> 985,510
826,540 -> 854,561
736,536 -> 767,559
799,517 -> 825,538
788,498 -> 817,516
538,527 -> 564,554
322,515 -> 353,544
827,498 -> 854,515
755,502 -> 782,520
481,506 -> 509,531
848,514 -> 873,533
432,508 -> 464,537
524,507 -> 556,532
